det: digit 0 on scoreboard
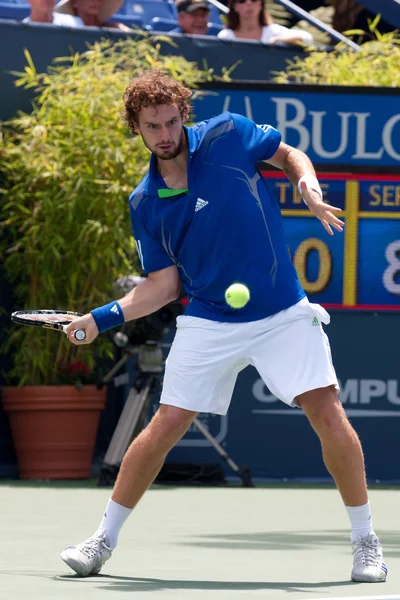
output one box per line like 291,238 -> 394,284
283,216 -> 344,305
294,238 -> 331,293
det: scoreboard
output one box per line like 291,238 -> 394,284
262,172 -> 400,311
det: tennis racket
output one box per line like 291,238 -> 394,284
11,310 -> 86,341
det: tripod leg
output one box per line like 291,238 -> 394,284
101,352 -> 130,385
98,375 -> 154,486
193,417 -> 255,488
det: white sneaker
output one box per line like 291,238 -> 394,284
351,533 -> 387,582
60,530 -> 112,577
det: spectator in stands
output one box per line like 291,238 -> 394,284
173,0 -> 211,35
53,0 -> 130,30
218,0 -> 313,45
24,0 -> 84,26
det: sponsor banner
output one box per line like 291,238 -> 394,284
194,85 -> 400,167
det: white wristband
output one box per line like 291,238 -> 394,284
297,174 -> 323,206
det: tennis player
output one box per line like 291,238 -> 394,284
61,69 -> 387,583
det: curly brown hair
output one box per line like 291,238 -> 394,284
122,69 -> 192,135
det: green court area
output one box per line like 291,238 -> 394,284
2,481 -> 400,600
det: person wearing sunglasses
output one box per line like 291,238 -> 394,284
218,0 -> 313,45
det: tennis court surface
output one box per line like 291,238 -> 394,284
2,481 -> 400,600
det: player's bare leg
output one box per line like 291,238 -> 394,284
298,385 -> 387,583
297,385 -> 366,506
112,405 -> 198,508
61,405 -> 197,576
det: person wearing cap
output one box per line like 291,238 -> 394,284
173,0 -> 211,35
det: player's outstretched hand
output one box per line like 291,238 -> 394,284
66,314 -> 99,345
300,181 -> 344,236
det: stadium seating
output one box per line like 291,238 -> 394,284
207,21 -> 223,34
108,14 -> 144,28
0,1 -> 30,20
120,0 -> 175,24
148,16 -> 178,31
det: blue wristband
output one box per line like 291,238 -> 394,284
91,301 -> 125,333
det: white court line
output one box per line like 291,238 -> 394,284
303,595 -> 400,600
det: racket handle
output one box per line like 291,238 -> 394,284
61,325 -> 86,341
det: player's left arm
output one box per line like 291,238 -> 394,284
266,141 -> 344,236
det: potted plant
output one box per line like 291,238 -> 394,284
0,36 -> 211,479
2,361 -> 107,479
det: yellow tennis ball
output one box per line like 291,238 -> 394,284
225,283 -> 250,309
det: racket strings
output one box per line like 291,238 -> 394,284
15,311 -> 79,324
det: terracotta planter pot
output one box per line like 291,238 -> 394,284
2,385 -> 106,479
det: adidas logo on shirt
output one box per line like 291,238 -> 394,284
110,304 -> 120,315
195,198 -> 209,212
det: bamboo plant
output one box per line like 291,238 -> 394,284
0,36 -> 212,385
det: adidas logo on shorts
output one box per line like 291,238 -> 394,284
195,198 -> 209,212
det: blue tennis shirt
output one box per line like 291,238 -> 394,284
129,111 -> 305,322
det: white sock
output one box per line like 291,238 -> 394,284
93,498 -> 133,549
345,501 -> 375,543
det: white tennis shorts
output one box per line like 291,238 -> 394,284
160,297 -> 339,415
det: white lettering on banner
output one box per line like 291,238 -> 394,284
330,379 -> 400,406
252,378 -> 400,415
353,113 -> 384,159
339,379 -> 358,404
222,94 -> 231,113
252,379 -> 277,403
382,114 -> 400,160
359,379 -> 386,404
271,97 -> 310,151
244,96 -> 253,120
309,111 -> 352,159
222,94 -> 255,120
388,380 -> 400,405
269,97 -> 400,161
